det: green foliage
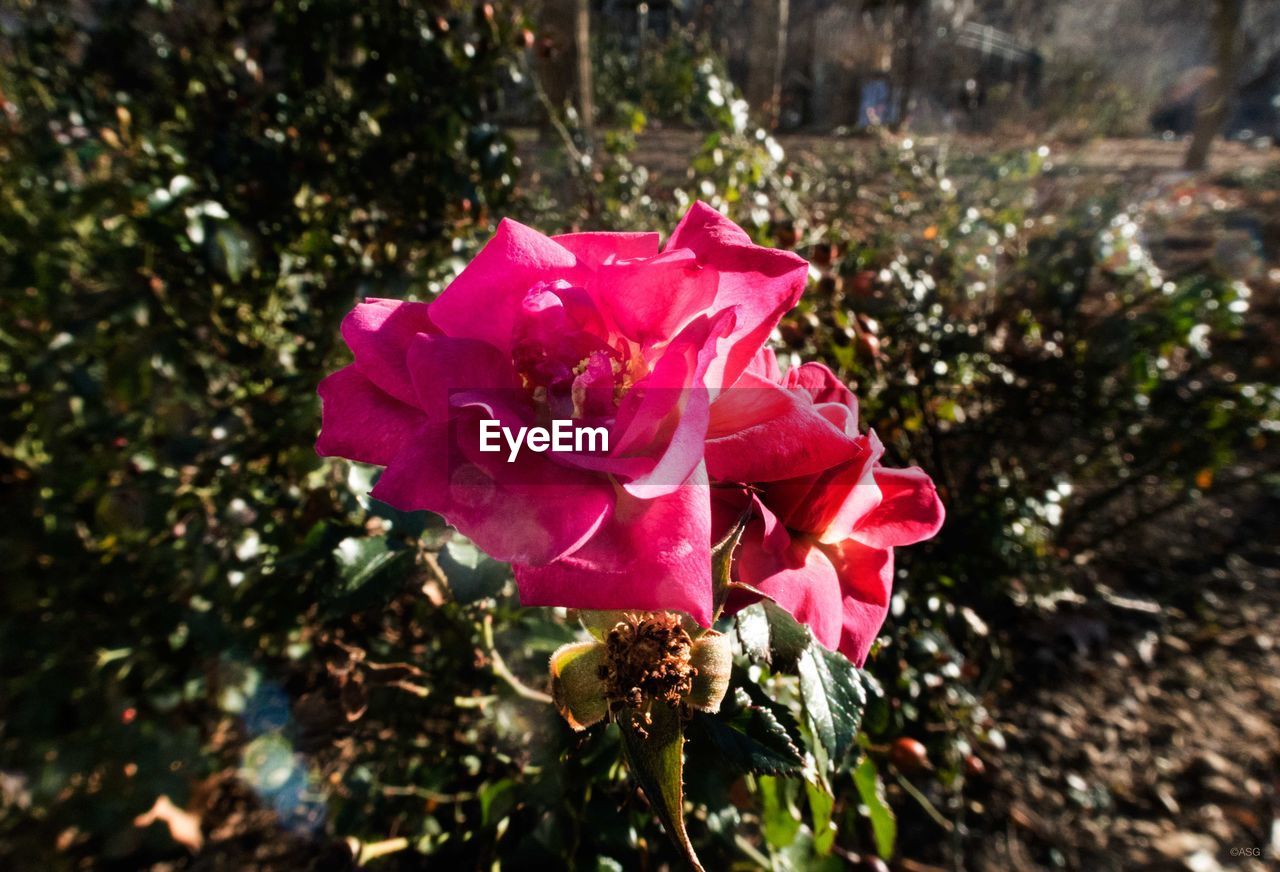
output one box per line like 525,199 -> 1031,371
2,2 -> 1276,867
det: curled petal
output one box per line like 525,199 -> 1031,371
851,466 -> 945,548
706,373 -> 857,483
782,361 -> 857,413
665,202 -> 809,390
316,366 -> 424,466
429,218 -> 580,353
825,539 -> 894,667
341,299 -> 436,406
763,430 -> 885,542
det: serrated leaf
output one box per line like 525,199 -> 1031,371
738,602 -> 868,765
734,600 -> 809,669
734,602 -> 772,662
797,640 -> 867,764
764,602 -> 812,672
692,686 -> 804,776
618,704 -> 704,871
853,756 -> 897,861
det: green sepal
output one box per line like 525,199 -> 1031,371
549,641 -> 608,731
618,703 -> 704,871
688,631 -> 732,713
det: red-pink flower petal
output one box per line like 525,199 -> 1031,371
735,507 -> 845,652
826,538 -> 894,666
371,403 -> 613,566
316,366 -> 425,466
552,231 -> 661,267
558,309 -> 734,495
514,464 -> 716,624
595,248 -> 720,345
341,299 -> 436,406
851,466 -> 946,548
764,430 -> 885,543
665,202 -> 809,390
706,372 -> 857,482
403,334 -> 524,420
783,361 -> 857,414
429,218 -> 581,353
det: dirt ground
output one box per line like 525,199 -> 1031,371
961,486 -> 1280,872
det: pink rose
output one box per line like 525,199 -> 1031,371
317,203 -> 807,624
708,350 -> 944,665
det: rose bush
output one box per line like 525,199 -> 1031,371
708,349 -> 945,665
317,202 -> 808,625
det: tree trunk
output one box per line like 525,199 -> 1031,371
745,0 -> 789,128
574,0 -> 594,142
535,0 -> 593,140
893,0 -> 925,131
1184,0 -> 1243,171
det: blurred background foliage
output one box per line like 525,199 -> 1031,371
1,1 -> 1278,870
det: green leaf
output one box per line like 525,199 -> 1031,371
797,641 -> 867,764
765,601 -> 813,671
618,704 -> 704,872
734,602 -> 772,663
691,687 -> 804,776
479,777 -> 517,827
806,780 -> 837,856
737,602 -> 869,765
438,538 -> 509,604
853,756 -> 897,861
757,774 -> 800,849
328,535 -> 411,612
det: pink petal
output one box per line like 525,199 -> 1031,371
403,334 -> 524,421
429,219 -> 580,353
514,464 -> 715,624
733,507 -> 845,652
552,231 -> 661,267
341,299 -> 436,406
744,347 -> 782,383
316,366 -> 426,466
764,430 -> 885,543
706,373 -> 858,483
371,404 -> 613,566
825,539 -> 894,666
595,248 -> 720,345
851,465 -> 945,548
665,202 -> 809,390
558,310 -> 734,495
783,362 -> 857,416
